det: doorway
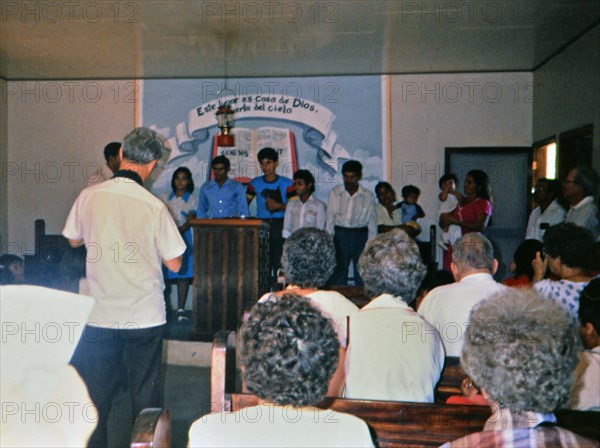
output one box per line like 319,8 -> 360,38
445,147 -> 532,281
558,124 -> 593,181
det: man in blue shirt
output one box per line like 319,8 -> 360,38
246,147 -> 295,280
197,155 -> 249,218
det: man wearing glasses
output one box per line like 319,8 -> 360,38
562,166 -> 600,240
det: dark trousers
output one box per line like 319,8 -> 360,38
70,324 -> 165,448
330,226 -> 369,286
266,218 -> 284,280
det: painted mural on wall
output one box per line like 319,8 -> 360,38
141,76 -> 386,205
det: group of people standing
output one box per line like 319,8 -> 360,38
55,126 -> 599,447
161,148 -> 381,295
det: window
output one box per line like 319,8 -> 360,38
532,140 -> 557,182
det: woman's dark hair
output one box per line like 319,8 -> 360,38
171,166 -> 195,194
512,239 -> 544,280
467,169 -> 492,201
543,222 -> 594,271
579,278 -> 600,334
375,181 -> 396,201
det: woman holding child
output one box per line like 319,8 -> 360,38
439,169 -> 493,271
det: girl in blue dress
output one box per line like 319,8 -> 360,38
162,167 -> 196,321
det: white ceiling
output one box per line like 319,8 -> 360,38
1,0 -> 599,80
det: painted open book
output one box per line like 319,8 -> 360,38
212,126 -> 298,183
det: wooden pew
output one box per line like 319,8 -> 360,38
230,393 -> 490,447
130,408 -> 171,448
326,285 -> 370,308
434,356 -> 464,403
211,330 -> 600,446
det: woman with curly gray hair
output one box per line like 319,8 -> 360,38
259,227 -> 359,396
443,288 -> 595,447
344,228 -> 445,402
188,294 -> 374,447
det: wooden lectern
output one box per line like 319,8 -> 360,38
190,218 -> 270,341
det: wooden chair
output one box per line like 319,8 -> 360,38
130,408 -> 171,448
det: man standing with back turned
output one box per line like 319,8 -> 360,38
63,127 -> 186,447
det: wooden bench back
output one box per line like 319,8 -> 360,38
130,408 -> 171,448
211,330 -> 600,446
435,356 -> 464,402
230,393 -> 490,447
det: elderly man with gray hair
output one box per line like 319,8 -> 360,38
419,233 -> 507,357
563,166 -> 600,239
344,229 -> 445,402
443,289 -> 596,447
63,127 -> 186,447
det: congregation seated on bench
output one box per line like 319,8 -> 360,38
210,328 -> 600,447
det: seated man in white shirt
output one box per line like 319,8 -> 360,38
283,169 -> 326,238
418,233 -> 507,357
344,229 -> 445,402
526,178 -> 566,241
563,166 -> 600,240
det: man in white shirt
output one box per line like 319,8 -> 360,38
283,169 -> 326,238
63,128 -> 186,447
345,229 -> 445,402
563,166 -> 600,240
326,160 -> 377,285
525,178 -> 566,241
418,233 -> 507,357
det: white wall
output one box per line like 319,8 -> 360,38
390,72 -> 533,235
0,80 -> 8,248
5,81 -> 134,256
533,26 -> 600,168
4,74 -> 534,254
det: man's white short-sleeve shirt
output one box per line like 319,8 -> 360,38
63,178 -> 186,328
419,273 -> 507,357
344,294 -> 445,402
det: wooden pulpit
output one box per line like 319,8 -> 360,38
190,218 -> 270,341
